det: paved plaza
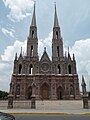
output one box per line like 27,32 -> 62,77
0,100 -> 90,114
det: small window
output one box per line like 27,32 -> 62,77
31,46 -> 33,56
70,84 -> 74,95
58,65 -> 61,74
29,64 -> 33,74
19,64 -> 22,74
57,46 -> 59,57
32,31 -> 34,38
16,84 -> 20,95
56,31 -> 58,39
68,65 -> 71,74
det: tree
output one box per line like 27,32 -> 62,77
0,90 -> 9,100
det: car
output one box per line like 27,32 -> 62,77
0,112 -> 15,120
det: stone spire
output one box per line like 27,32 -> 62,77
27,2 -> 38,57
54,3 -> 59,27
81,75 -> 86,95
68,47 -> 71,59
31,2 -> 36,27
65,51 -> 67,58
82,75 -> 86,84
73,53 -> 75,61
15,52 -> 17,60
19,47 -> 22,57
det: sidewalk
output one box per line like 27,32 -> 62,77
1,108 -> 90,115
0,100 -> 90,115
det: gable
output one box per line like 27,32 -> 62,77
40,50 -> 51,62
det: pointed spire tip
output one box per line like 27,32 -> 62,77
54,2 -> 59,28
31,2 -> 36,27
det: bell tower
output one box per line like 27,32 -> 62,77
27,3 -> 38,58
52,4 -> 63,61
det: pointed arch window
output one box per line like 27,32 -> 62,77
57,46 -> 59,57
31,45 -> 33,56
56,31 -> 58,39
29,64 -> 33,74
68,64 -> 71,74
58,65 -> 61,74
32,30 -> 34,38
70,84 -> 74,95
19,64 -> 22,74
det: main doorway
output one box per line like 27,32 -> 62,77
41,83 -> 49,100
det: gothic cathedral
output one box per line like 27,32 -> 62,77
9,4 -> 80,100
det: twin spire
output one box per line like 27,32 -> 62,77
54,3 -> 59,27
31,3 -> 60,28
31,3 -> 36,27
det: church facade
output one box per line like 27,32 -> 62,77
9,4 -> 80,100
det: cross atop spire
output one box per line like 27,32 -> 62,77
31,2 -> 36,27
54,3 -> 59,27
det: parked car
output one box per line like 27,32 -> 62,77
0,112 -> 15,120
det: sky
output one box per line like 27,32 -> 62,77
0,0 -> 90,92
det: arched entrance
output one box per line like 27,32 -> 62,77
57,86 -> 63,100
41,83 -> 49,100
27,86 -> 32,99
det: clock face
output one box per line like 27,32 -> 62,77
41,63 -> 49,71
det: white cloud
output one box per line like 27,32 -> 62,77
1,28 -> 14,38
0,75 -> 11,92
0,32 -> 90,92
0,60 -> 10,70
0,39 -> 27,91
0,32 -> 52,91
0,60 -> 12,92
70,38 -> 90,91
3,0 -> 34,22
1,31 -> 52,62
38,32 -> 52,58
1,40 -> 27,61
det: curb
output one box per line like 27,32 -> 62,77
83,113 -> 90,115
3,112 -> 69,115
3,112 -> 90,115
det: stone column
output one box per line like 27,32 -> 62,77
83,95 -> 89,109
8,94 -> 13,109
51,80 -> 57,100
31,95 -> 36,109
81,76 -> 89,109
31,78 -> 36,109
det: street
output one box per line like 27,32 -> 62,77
14,114 -> 90,120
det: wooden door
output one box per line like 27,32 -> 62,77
41,83 -> 49,100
